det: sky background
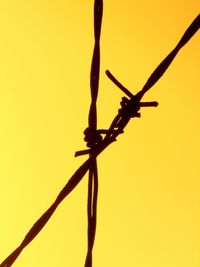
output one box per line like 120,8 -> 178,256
0,1 -> 199,266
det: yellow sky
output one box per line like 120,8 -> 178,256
0,1 -> 199,267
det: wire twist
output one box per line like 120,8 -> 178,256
84,1 -> 103,267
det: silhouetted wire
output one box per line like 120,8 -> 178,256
0,158 -> 92,267
85,163 -> 98,267
105,70 -> 134,98
138,13 -> 200,98
84,1 -> 103,267
104,14 -> 200,138
0,12 -> 199,267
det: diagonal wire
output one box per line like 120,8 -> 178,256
137,13 -> 200,99
106,14 -> 200,102
104,14 -> 200,138
0,12 -> 199,267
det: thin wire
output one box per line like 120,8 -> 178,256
105,14 -> 200,138
85,1 -> 103,267
0,12 -> 199,267
0,158 -> 92,267
84,161 -> 98,267
139,14 -> 200,98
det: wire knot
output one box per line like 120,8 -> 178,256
75,128 -> 114,157
118,97 -> 141,118
84,127 -> 103,148
114,96 -> 158,130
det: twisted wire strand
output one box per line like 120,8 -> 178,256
139,14 -> 200,97
85,1 -> 103,267
85,162 -> 98,267
0,12 -> 199,267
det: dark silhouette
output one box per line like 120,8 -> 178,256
84,1 -> 103,267
105,13 -> 200,136
0,2 -> 199,266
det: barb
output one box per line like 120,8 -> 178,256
105,70 -> 134,98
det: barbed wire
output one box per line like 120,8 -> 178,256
0,5 -> 199,267
84,1 -> 103,267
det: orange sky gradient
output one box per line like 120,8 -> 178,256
0,1 -> 199,267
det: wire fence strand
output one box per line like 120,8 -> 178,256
0,9 -> 199,267
85,1 -> 103,267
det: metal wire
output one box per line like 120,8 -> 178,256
0,9 -> 199,267
84,1 -> 103,266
